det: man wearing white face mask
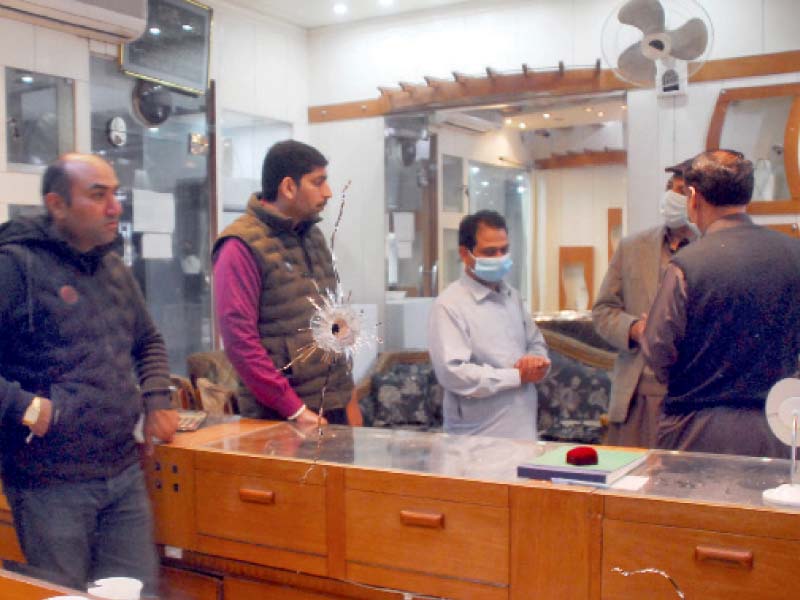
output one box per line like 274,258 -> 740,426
428,210 -> 550,439
592,159 -> 697,447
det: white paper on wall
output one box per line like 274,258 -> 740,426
393,211 -> 415,242
133,189 -> 175,233
396,240 -> 413,259
141,233 -> 173,259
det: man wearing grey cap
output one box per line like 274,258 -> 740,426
592,158 -> 697,447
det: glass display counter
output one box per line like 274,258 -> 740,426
202,423 -> 797,512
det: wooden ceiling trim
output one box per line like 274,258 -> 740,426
308,50 -> 800,124
534,149 -> 627,170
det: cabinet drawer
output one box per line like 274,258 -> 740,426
602,519 -> 800,599
196,469 -> 326,555
345,488 -> 509,585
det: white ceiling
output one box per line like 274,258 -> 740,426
222,0 -> 472,29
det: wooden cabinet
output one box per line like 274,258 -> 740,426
600,494 -> 800,600
191,451 -> 330,576
344,469 -> 510,600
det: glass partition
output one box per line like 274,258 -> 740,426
90,56 -> 212,374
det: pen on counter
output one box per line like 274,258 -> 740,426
551,477 -> 609,489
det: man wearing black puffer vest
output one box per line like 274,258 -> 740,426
0,153 -> 179,597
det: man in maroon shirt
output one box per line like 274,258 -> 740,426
213,141 -> 353,425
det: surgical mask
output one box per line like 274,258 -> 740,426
469,252 -> 513,282
660,190 -> 690,229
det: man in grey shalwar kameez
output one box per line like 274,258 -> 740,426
428,210 -> 550,439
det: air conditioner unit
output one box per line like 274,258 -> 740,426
0,0 -> 147,44
432,111 -> 500,135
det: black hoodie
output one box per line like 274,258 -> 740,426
0,215 -> 171,487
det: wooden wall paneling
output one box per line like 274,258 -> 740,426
509,484 -> 599,600
607,208 -> 622,261
558,246 -> 594,310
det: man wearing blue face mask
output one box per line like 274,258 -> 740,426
428,210 -> 550,439
592,159 -> 697,448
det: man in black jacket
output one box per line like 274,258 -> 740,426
0,153 -> 179,595
642,149 -> 800,457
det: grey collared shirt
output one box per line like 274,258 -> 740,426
427,273 -> 549,439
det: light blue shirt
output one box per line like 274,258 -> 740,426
427,273 -> 549,439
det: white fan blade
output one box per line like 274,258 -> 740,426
618,41 -> 656,83
668,18 -> 709,61
618,0 -> 665,36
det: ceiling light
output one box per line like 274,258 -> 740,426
597,111 -> 605,117
470,166 -> 480,174
149,26 -> 161,35
148,127 -> 159,132
584,106 -> 593,113
505,118 -> 513,125
519,122 -> 526,129
517,186 -> 526,194
481,181 -> 489,187
516,174 -> 524,181
182,24 -> 193,31
20,75 -> 34,84
621,104 -> 628,110
542,113 -> 551,119
379,0 -> 394,6
333,3 -> 348,15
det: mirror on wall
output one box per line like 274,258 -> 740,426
707,82 -> 800,213
5,67 -> 74,168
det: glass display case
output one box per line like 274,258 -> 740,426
203,423 -> 799,511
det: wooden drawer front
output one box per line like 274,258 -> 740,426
196,469 -> 326,555
602,519 -> 800,599
345,489 -> 509,585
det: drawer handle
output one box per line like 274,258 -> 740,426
695,545 -> 753,570
399,510 -> 444,529
238,488 -> 275,505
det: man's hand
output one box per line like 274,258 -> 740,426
629,313 -> 648,345
29,397 -> 53,437
294,407 -> 328,427
515,355 -> 551,384
144,409 -> 180,451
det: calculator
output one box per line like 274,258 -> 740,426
177,410 -> 207,432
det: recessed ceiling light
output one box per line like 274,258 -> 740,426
516,174 -> 524,181
584,106 -> 593,113
470,166 -> 480,174
20,75 -> 34,84
149,26 -> 161,35
597,111 -> 605,117
333,3 -> 348,15
519,122 -> 526,129
182,24 -> 193,31
481,181 -> 490,187
543,113 -> 551,119
505,118 -> 513,125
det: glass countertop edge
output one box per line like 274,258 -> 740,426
198,423 -> 800,513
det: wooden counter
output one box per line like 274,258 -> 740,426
1,421 -> 799,599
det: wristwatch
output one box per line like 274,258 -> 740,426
22,397 -> 42,427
